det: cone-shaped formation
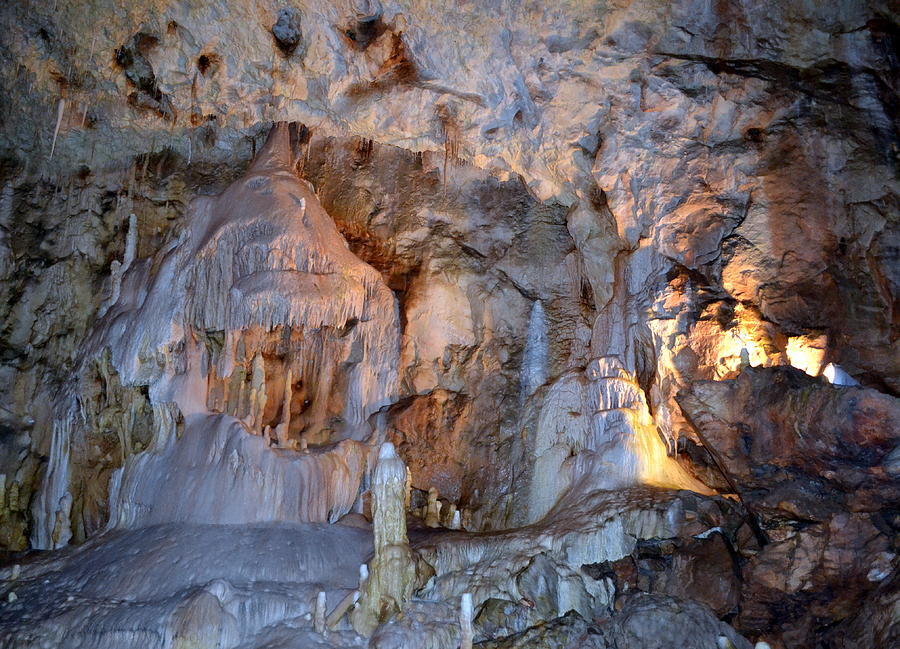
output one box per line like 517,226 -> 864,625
73,123 -> 400,530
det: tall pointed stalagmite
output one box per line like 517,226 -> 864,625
351,442 -> 417,635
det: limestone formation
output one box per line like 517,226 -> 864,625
424,486 -> 441,528
0,1 -> 897,648
351,442 -> 417,636
460,593 -> 474,649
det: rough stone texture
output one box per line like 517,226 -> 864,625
477,595 -> 753,649
678,366 -> 900,519
272,7 -> 303,55
821,570 -> 900,649
678,366 -> 900,646
0,0 -> 897,648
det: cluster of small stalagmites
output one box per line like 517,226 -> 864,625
247,353 -> 301,450
210,350 -> 292,447
411,486 -> 468,530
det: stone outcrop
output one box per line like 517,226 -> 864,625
678,366 -> 900,646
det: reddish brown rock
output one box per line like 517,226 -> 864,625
678,365 -> 900,646
678,366 -> 900,519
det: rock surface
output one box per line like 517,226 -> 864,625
0,0 -> 897,648
679,366 -> 900,646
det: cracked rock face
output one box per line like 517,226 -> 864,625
0,1 -> 898,649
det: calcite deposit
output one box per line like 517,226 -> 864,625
0,1 -> 897,648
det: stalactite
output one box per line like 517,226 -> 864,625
49,98 -> 66,161
520,300 -> 548,403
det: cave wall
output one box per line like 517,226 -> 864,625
0,2 -> 898,645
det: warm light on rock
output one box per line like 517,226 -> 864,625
786,334 -> 828,377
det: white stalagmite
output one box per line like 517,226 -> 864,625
351,442 -> 417,636
314,591 -> 326,634
372,442 -> 409,548
460,592 -> 474,649
250,352 -> 266,432
823,362 -> 859,386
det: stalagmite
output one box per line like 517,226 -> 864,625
823,363 -> 859,386
444,502 -> 457,528
425,487 -> 441,528
314,591 -> 326,634
5,5 -> 894,647
460,592 -> 474,649
276,367 -> 293,445
351,443 -> 417,636
359,563 -> 369,587
250,353 -> 267,433
30,416 -> 73,550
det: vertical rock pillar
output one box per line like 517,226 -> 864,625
351,442 -> 417,636
460,592 -> 474,649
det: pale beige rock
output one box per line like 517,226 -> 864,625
352,442 -> 417,636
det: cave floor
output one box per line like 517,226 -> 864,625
0,521 -> 374,649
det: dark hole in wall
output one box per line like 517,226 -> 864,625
343,16 -> 386,50
744,127 -> 765,143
